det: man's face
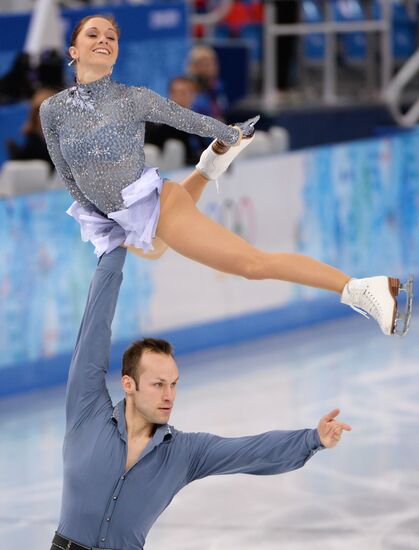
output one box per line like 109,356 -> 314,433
130,352 -> 179,425
170,80 -> 196,109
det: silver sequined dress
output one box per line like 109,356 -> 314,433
40,73 -> 240,215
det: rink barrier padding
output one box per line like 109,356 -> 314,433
0,296 -> 350,398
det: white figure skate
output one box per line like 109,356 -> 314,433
341,275 -> 414,336
196,115 -> 260,180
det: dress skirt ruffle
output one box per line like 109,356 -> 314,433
67,167 -> 164,257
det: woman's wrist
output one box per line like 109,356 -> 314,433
231,125 -> 243,146
221,126 -> 242,148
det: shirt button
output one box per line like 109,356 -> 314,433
101,538 -> 105,542
106,517 -> 111,522
113,496 -> 117,500
121,475 -> 125,480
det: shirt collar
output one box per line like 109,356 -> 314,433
112,399 -> 173,444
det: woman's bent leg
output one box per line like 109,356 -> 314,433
156,181 -> 349,293
179,169 -> 209,203
127,170 -> 210,260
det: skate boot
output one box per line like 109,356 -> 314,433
196,115 -> 260,180
341,275 -> 414,336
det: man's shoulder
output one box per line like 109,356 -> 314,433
165,426 -> 192,444
168,427 -> 214,445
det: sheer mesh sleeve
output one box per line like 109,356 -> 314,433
135,86 -> 240,146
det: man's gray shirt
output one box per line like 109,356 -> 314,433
58,247 -> 324,550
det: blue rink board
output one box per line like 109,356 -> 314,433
1,130 -> 419,396
0,295 -> 351,397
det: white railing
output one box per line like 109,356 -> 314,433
384,48 -> 419,127
263,0 -> 393,105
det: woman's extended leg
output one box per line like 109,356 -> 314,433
156,181 -> 349,292
156,181 -> 413,336
126,142 -> 411,335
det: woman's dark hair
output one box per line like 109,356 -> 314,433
70,14 -> 121,50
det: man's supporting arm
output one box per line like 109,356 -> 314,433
186,428 -> 324,482
65,247 -> 127,434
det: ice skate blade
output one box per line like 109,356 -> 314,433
393,274 -> 414,336
242,115 -> 261,137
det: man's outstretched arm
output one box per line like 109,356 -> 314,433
65,247 -> 127,434
186,409 -> 351,482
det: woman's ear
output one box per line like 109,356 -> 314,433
68,46 -> 78,61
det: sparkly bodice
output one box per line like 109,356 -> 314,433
40,74 -> 239,214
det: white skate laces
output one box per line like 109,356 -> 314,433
195,133 -> 255,182
341,275 -> 414,336
195,116 -> 260,182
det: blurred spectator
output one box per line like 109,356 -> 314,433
0,49 -> 64,105
37,49 -> 65,90
0,52 -> 34,104
223,0 -> 251,36
6,87 -> 57,170
145,76 -> 209,165
187,44 -> 228,120
274,0 -> 299,99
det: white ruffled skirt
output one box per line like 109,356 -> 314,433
67,167 -> 164,257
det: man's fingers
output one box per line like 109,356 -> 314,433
324,408 -> 340,421
318,409 -> 352,447
323,410 -> 352,430
331,421 -> 352,432
339,422 -> 352,431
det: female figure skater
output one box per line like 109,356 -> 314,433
40,14 -> 412,336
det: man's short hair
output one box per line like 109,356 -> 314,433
122,338 -> 174,388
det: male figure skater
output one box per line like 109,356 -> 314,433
51,246 -> 351,550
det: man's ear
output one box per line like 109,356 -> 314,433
122,375 -> 136,394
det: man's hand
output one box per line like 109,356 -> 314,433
317,408 -> 352,448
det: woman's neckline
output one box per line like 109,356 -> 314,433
76,73 -> 112,89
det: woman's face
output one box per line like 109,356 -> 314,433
70,17 -> 119,73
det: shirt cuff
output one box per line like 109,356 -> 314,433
307,428 -> 326,453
